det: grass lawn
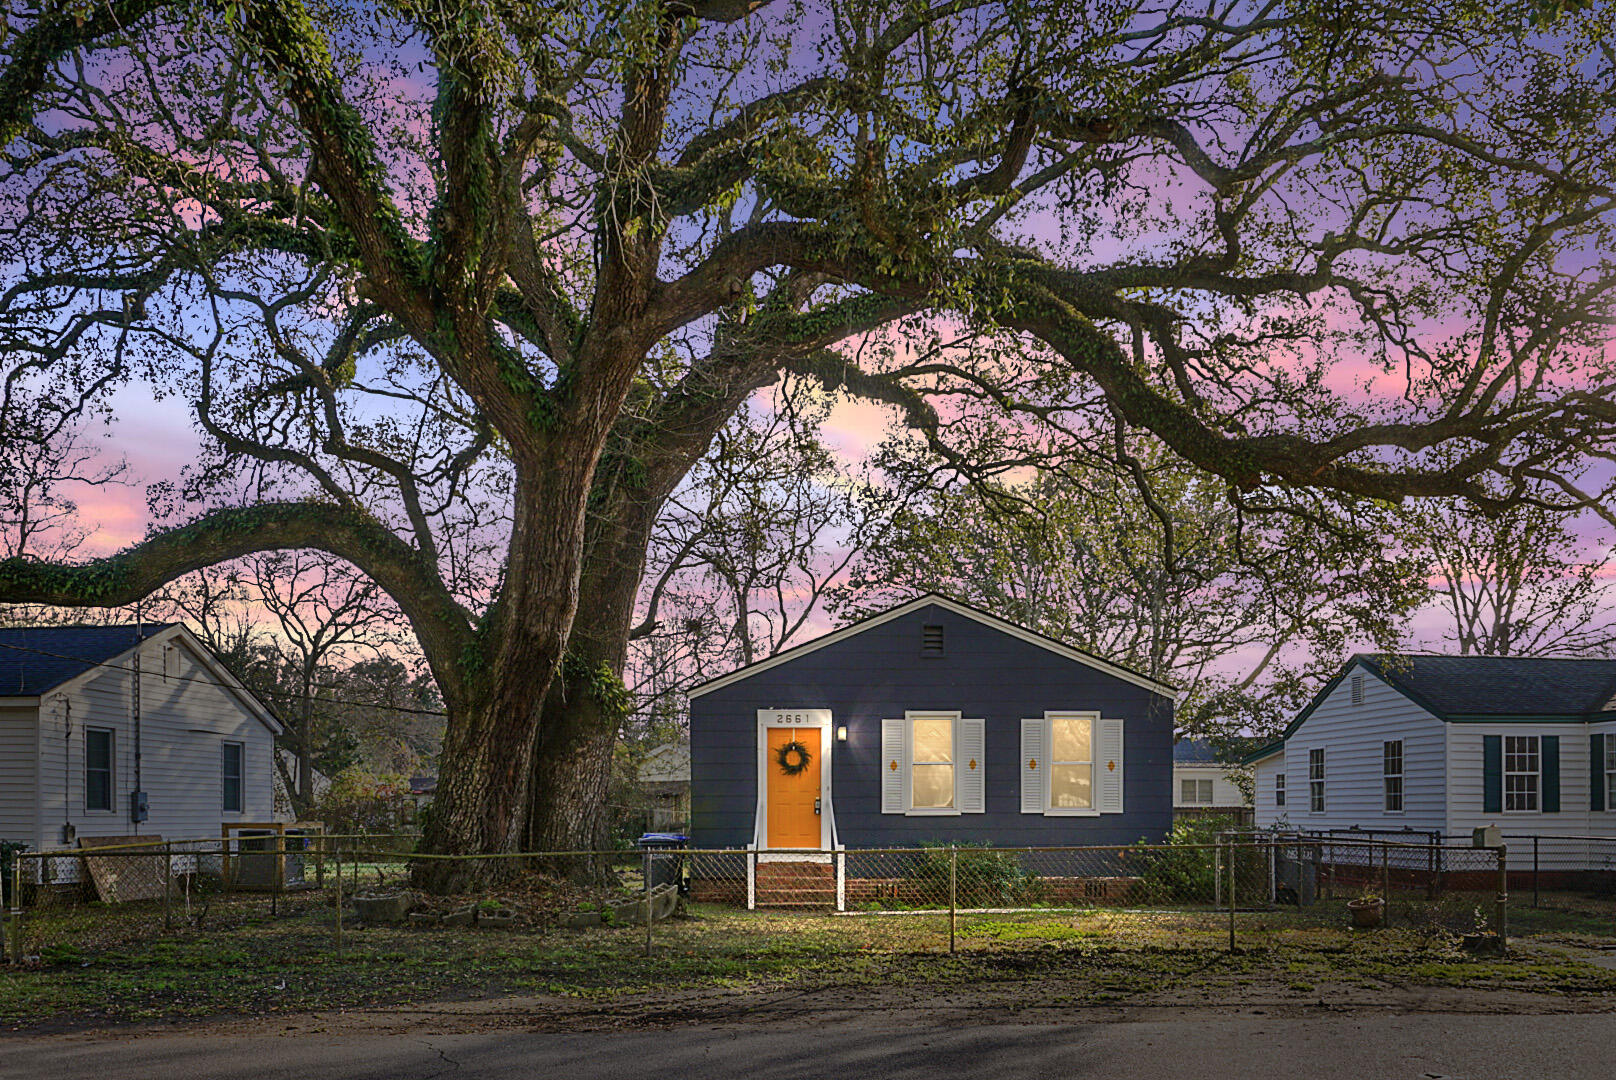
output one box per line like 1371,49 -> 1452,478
4,895 -> 1616,1030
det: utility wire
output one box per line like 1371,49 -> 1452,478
0,639 -> 448,718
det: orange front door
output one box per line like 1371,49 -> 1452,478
766,726 -> 822,849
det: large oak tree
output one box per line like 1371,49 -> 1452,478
1,1 -> 1614,882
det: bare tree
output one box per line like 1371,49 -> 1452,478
1418,501 -> 1616,657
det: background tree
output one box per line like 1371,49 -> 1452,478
835,442 -> 1427,740
1,3 -> 1614,881
1415,500 -> 1616,657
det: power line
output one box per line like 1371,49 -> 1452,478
0,639 -> 448,719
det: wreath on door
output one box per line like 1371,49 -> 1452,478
775,739 -> 813,776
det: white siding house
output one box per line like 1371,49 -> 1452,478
1249,654 -> 1616,870
1172,738 -> 1250,819
0,624 -> 281,854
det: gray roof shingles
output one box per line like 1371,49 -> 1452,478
1356,653 -> 1616,718
0,624 -> 173,697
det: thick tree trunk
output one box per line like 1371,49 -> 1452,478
524,529 -> 645,857
415,461 -> 596,891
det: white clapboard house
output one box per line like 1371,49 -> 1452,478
0,623 -> 281,855
1248,654 -> 1616,870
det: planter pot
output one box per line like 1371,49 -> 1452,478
353,893 -> 414,924
1347,898 -> 1385,929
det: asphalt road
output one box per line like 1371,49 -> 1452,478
6,1012 -> 1616,1080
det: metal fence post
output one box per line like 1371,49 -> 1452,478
334,844 -> 344,955
163,842 -> 172,932
8,858 -> 21,963
1226,837 -> 1236,953
949,844 -> 957,955
1495,844 -> 1508,951
644,847 -> 654,958
1380,843 -> 1390,926
1533,836 -> 1540,908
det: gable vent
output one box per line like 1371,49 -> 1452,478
921,624 -> 945,657
1350,674 -> 1364,705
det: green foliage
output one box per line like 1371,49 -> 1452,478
1125,817 -> 1241,904
311,767 -> 415,834
906,844 -> 1045,907
562,654 -> 633,723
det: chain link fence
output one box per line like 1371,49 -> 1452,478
1,835 -> 1528,967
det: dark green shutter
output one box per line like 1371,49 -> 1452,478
1593,733 -> 1607,813
1542,735 -> 1560,813
1483,735 -> 1502,814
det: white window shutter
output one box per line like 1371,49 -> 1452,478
959,719 -> 985,813
881,718 -> 906,814
1098,717 -> 1125,813
1021,718 -> 1045,814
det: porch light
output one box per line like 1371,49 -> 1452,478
836,725 -> 848,742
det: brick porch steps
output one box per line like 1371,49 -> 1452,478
755,860 -> 836,908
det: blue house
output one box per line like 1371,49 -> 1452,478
688,594 -> 1175,858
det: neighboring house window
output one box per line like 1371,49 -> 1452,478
1504,735 -> 1539,812
1350,674 -> 1364,705
1309,748 -> 1325,812
1180,778 -> 1214,805
1383,740 -> 1404,812
910,715 -> 954,810
1607,738 -> 1616,811
85,728 -> 114,812
1021,712 -> 1125,815
1275,772 -> 1286,807
222,742 -> 245,813
881,713 -> 985,814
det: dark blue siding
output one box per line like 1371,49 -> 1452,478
690,604 -> 1174,848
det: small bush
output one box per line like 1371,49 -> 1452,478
906,844 -> 1044,906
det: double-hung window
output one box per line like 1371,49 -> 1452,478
1049,714 -> 1094,810
1308,748 -> 1325,812
1021,712 -> 1125,815
1504,735 -> 1540,812
222,742 -> 245,814
1607,738 -> 1616,811
1383,740 -> 1404,812
85,728 -> 114,812
881,713 -> 984,815
910,715 -> 955,811
1275,773 -> 1286,807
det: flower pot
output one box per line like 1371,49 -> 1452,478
1347,897 -> 1385,928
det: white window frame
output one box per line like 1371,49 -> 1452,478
1606,737 -> 1616,812
1308,748 -> 1325,813
1503,734 -> 1540,813
1382,740 -> 1404,814
1043,711 -> 1099,816
904,711 -> 961,816
222,741 -> 245,814
1180,777 -> 1214,805
1274,772 -> 1286,807
85,727 -> 115,814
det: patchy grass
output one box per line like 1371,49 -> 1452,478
4,898 -> 1616,1030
